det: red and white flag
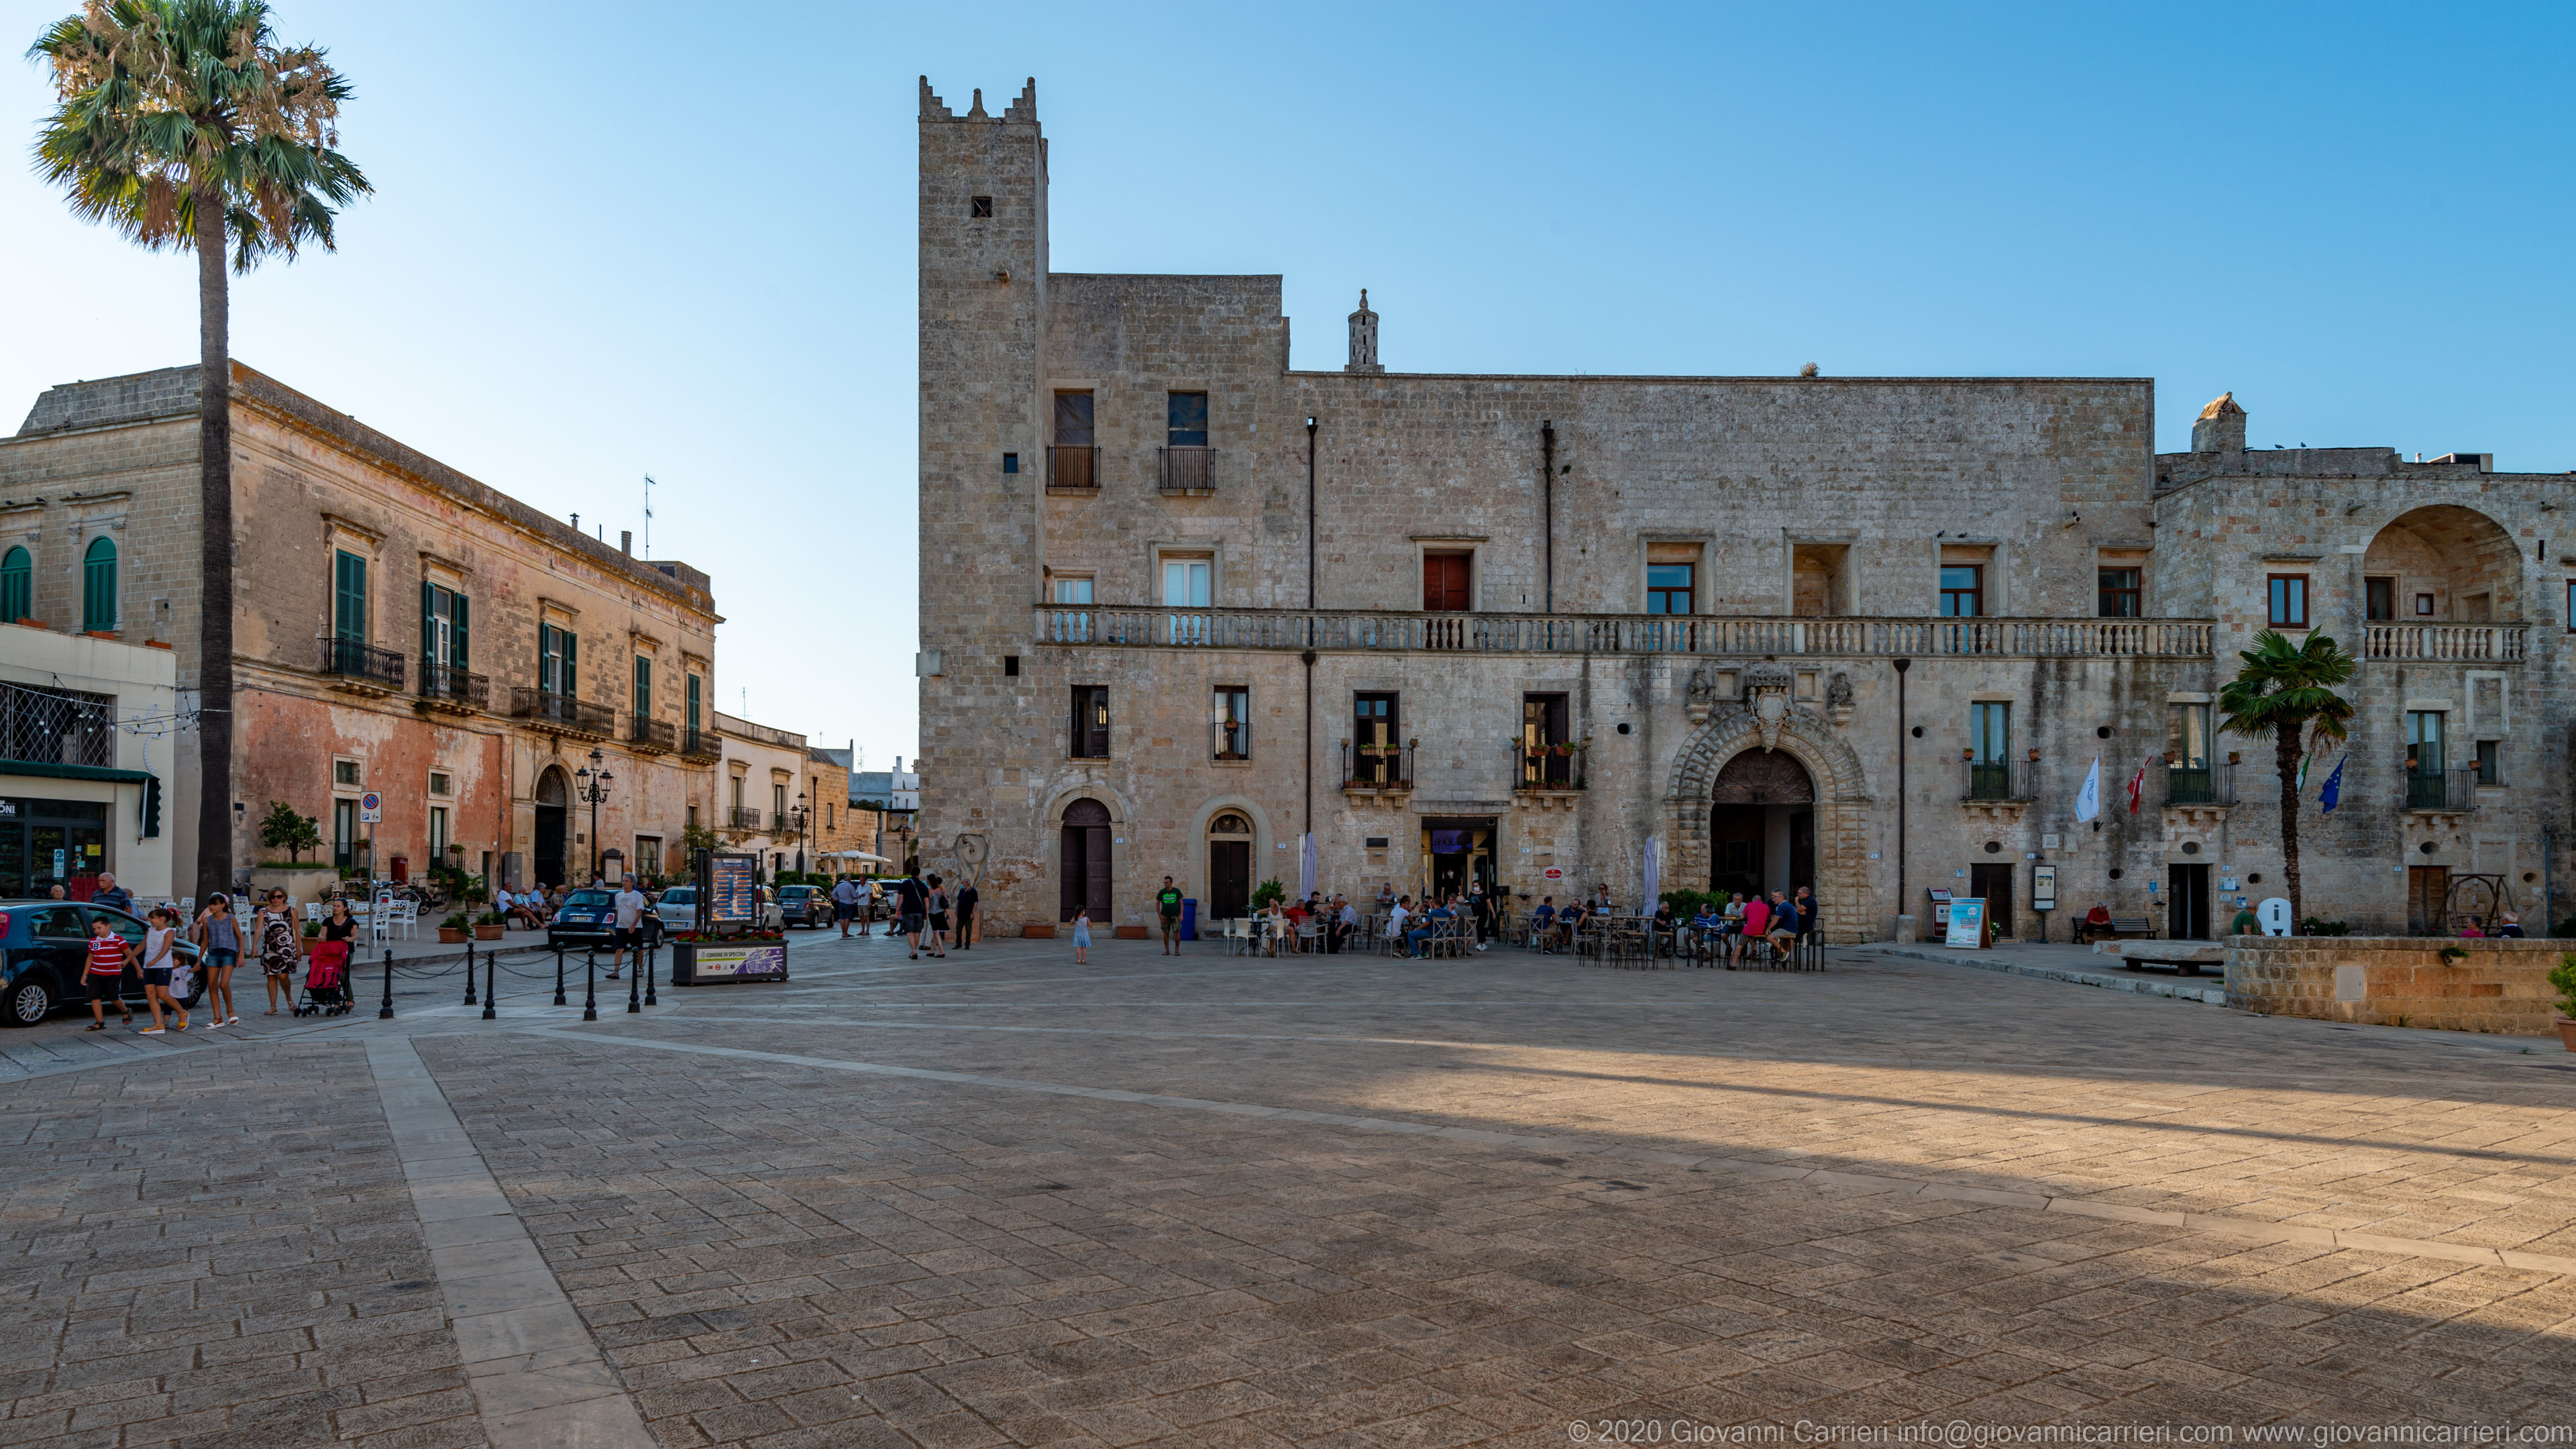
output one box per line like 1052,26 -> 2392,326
2125,757 -> 2149,814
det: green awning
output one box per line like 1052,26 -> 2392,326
0,760 -> 155,785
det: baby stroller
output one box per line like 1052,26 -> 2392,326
297,939 -> 354,1016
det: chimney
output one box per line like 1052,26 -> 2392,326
620,530 -> 633,555
570,512 -> 580,531
1346,290 -> 1384,375
2192,392 -> 2246,456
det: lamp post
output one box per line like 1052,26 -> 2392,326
790,792 -> 810,876
573,747 -> 614,885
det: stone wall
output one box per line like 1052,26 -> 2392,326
2225,937 -> 2569,1034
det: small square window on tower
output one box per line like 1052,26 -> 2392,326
1002,453 -> 1018,474
970,196 -> 993,217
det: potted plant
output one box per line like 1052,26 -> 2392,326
474,910 -> 506,941
438,911 -> 470,945
2551,953 -> 2576,1052
300,918 -> 320,955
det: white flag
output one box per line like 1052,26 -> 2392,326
2074,756 -> 2102,822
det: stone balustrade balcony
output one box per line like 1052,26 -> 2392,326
1032,607 -> 2214,659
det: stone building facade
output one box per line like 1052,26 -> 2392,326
1,364 -> 725,894
915,78 -> 2567,942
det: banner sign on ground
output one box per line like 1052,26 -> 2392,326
1945,898 -> 1987,949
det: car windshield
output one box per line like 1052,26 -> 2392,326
784,886 -> 816,898
659,888 -> 694,904
564,891 -> 614,907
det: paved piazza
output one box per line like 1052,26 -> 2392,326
3,935 -> 2574,1448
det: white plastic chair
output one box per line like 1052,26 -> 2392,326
390,899 -> 417,940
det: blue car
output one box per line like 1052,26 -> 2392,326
545,888 -> 661,951
1,898 -> 205,1026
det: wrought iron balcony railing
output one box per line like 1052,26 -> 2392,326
320,637 -> 405,689
1036,606 -> 2214,659
2162,763 -> 2235,806
1512,742 -> 1581,790
681,728 -> 721,761
508,688 -> 614,737
418,664 -> 489,710
1963,759 -> 2031,802
1159,445 -> 1215,494
727,806 -> 765,832
2405,767 -> 2479,812
629,715 -> 677,752
1341,741 -> 1413,792
1047,445 -> 1097,490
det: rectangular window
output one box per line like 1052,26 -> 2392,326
2097,568 -> 2141,619
429,771 -> 451,796
2476,739 -> 2501,786
686,674 -> 702,733
1422,552 -> 1472,612
1521,692 -> 1571,788
2416,592 -> 2436,616
1071,686 -> 1111,759
333,550 -> 368,642
773,782 -> 787,819
421,582 -> 468,681
1939,565 -> 1982,618
334,759 -> 362,787
2368,578 -> 2396,622
2167,703 -> 2214,804
1160,560 -> 1210,608
633,655 -> 651,719
1053,577 -> 1094,604
1167,391 -> 1208,448
1054,391 -> 1093,446
1214,686 -> 1250,761
1969,701 -> 2010,799
1050,391 -> 1097,488
429,805 -> 449,857
1354,692 -> 1400,786
2406,710 -> 2447,808
332,798 -> 357,870
686,803 -> 698,833
1646,564 -> 1695,616
2267,575 -> 2309,627
539,624 -> 577,697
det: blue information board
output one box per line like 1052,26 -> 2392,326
710,854 -> 757,924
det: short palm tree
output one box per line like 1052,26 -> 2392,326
2218,630 -> 2357,928
28,0 -> 368,898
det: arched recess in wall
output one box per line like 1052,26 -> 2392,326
2361,506 -> 2519,629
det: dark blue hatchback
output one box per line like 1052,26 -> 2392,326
1,899 -> 205,1026
546,889 -> 661,951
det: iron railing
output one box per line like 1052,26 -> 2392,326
2162,763 -> 2236,806
2365,624 -> 2527,661
1210,717 -> 1251,761
629,716 -> 677,751
1342,741 -> 1413,791
418,664 -> 488,710
1964,759 -> 2029,802
1159,445 -> 1215,493
1035,606 -> 2214,658
727,806 -> 765,832
320,638 -> 405,688
2406,767 -> 2479,812
681,728 -> 721,760
0,682 -> 115,767
1513,742 -> 1581,790
1048,445 -> 1097,489
508,688 -> 614,736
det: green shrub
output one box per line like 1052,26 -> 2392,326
476,910 -> 506,926
2301,917 -> 2350,936
441,912 -> 470,930
2549,953 -> 2576,1019
1250,878 -> 1285,910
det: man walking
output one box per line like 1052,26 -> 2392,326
608,874 -> 647,979
1157,877 -> 1185,954
898,872 -> 929,959
954,877 -> 979,951
831,875 -> 861,938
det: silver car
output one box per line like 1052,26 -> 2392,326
652,885 -> 784,932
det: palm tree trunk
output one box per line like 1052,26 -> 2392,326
2277,719 -> 2303,928
194,189 -> 235,902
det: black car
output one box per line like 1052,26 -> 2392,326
545,888 -> 661,951
778,884 -> 832,929
1,898 -> 205,1026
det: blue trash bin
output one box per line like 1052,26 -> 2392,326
1181,898 -> 1198,941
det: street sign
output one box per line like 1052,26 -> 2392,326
1543,867 -> 1563,880
2258,896 -> 2293,936
358,791 -> 382,824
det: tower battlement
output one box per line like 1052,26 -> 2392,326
920,76 -> 1038,125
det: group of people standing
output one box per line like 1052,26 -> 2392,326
77,888 -> 370,1035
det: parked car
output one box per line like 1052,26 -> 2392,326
1,899 -> 205,1026
648,884 -> 785,934
545,888 -> 661,952
778,883 -> 832,929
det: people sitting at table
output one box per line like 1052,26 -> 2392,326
1686,901 -> 1721,961
1529,897 -> 1558,954
1407,896 -> 1456,959
1766,890 -> 1799,957
1383,896 -> 1412,951
1732,892 -> 1771,967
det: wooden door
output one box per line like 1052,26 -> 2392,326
2408,866 -> 2449,934
1210,840 -> 1250,919
1421,553 -> 1471,611
1062,800 -> 1113,922
2167,864 -> 2210,939
1969,863 -> 2015,938
1085,826 -> 1113,918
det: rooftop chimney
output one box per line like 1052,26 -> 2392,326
2192,392 -> 2246,457
620,529 -> 633,555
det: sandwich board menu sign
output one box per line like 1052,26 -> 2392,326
1945,897 -> 1988,949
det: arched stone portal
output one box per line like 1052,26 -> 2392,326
1707,751 -> 1816,902
1665,702 -> 1872,941
533,766 -> 570,888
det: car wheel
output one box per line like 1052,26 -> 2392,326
5,975 -> 54,1026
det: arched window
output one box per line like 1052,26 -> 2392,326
0,547 -> 28,624
80,537 -> 116,632
1210,812 -> 1252,836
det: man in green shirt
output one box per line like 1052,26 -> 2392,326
2230,903 -> 2261,936
1157,877 -> 1185,954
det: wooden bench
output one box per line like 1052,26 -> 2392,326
2078,916 -> 2155,943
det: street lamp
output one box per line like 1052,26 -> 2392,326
572,747 -> 614,883
790,790 -> 810,876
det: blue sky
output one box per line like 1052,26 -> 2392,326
5,2 -> 2571,763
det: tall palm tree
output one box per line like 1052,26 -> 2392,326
28,0 -> 368,898
2218,630 -> 2357,928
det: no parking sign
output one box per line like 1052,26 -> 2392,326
358,791 -> 382,823
1543,867 -> 1563,881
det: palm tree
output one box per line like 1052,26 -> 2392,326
28,0 -> 368,898
2218,630 -> 2357,928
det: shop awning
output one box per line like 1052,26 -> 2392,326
0,760 -> 155,785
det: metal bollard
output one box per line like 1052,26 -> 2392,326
463,939 -> 477,1006
643,940 -> 657,1006
582,949 -> 598,1022
553,946 -> 567,1006
627,947 -> 641,1012
378,947 -> 394,1019
482,945 -> 497,1020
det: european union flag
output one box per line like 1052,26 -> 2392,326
2319,754 -> 2348,813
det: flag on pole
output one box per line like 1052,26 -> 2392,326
2125,757 -> 2149,814
2297,753 -> 2311,794
2319,754 -> 2348,813
2074,757 -> 2102,822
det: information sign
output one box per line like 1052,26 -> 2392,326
1542,867 -> 1563,881
1945,897 -> 1988,949
2031,865 -> 2058,912
358,791 -> 382,824
1926,887 -> 1953,928
2258,896 -> 2293,936
710,855 -> 757,924
674,943 -> 788,984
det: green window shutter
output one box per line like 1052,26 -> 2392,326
563,631 -> 578,700
453,592 -> 468,670
141,775 -> 161,839
687,674 -> 701,732
333,550 -> 366,642
633,655 -> 650,718
82,537 -> 117,631
0,547 -> 28,623
538,624 -> 552,694
421,580 -> 436,672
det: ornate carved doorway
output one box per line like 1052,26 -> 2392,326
1709,751 -> 1815,901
